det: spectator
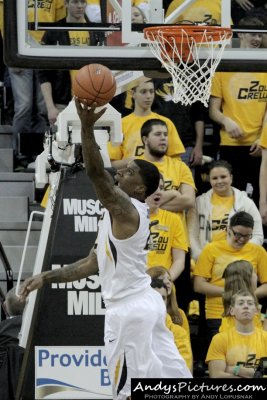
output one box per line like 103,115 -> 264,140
151,278 -> 193,372
139,118 -> 196,312
131,5 -> 147,23
147,266 -> 190,335
259,127 -> 267,225
132,0 -> 149,21
145,175 -> 188,282
166,0 -> 222,25
38,0 -> 103,125
0,287 -> 25,346
153,78 -> 203,170
231,0 -> 267,25
209,16 -> 267,207
9,0 -> 66,158
187,159 -> 264,262
206,290 -> 267,378
0,287 -> 26,400
108,80 -> 185,169
193,211 -> 267,339
220,260 -> 266,332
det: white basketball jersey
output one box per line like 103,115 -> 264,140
96,198 -> 151,306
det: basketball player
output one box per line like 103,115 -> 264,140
19,100 -> 192,400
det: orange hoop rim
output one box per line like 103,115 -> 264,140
143,25 -> 233,43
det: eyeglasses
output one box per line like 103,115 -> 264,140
230,228 -> 252,240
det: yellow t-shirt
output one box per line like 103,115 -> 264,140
139,155 -> 196,245
206,327 -> 267,369
219,314 -> 263,333
28,0 -> 66,43
0,0 -> 3,36
178,307 -> 190,337
108,112 -> 185,160
194,240 -> 267,319
166,0 -> 222,25
211,192 -> 234,242
260,129 -> 267,149
211,72 -> 267,146
147,208 -> 188,269
132,0 -> 149,5
166,313 -> 193,371
144,156 -> 196,192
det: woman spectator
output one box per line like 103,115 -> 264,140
147,266 -> 190,335
187,159 -> 264,262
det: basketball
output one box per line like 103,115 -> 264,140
73,64 -> 117,107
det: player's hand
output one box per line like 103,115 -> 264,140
223,117 -> 244,139
19,274 -> 45,302
249,141 -> 262,157
75,98 -> 107,126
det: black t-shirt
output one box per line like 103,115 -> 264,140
152,77 -> 195,147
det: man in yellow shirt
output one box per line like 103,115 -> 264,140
166,0 -> 222,25
194,211 -> 267,339
139,117 -> 196,312
206,290 -> 267,378
259,129 -> 267,225
209,16 -> 267,206
139,118 -> 195,217
108,80 -> 185,168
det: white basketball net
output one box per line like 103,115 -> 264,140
145,27 -> 232,107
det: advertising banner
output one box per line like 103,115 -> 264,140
35,346 -> 112,399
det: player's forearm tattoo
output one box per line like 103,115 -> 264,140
44,263 -> 81,284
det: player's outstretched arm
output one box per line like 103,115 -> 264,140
19,247 -> 98,301
75,99 -> 136,222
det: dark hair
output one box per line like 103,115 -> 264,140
140,119 -> 168,144
133,159 -> 160,197
229,211 -> 254,229
208,159 -> 233,175
150,278 -> 168,291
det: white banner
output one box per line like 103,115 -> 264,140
35,346 -> 112,399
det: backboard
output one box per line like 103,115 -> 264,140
3,0 -> 267,71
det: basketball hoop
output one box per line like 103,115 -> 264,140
143,25 -> 232,107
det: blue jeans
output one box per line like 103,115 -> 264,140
9,68 -> 48,153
